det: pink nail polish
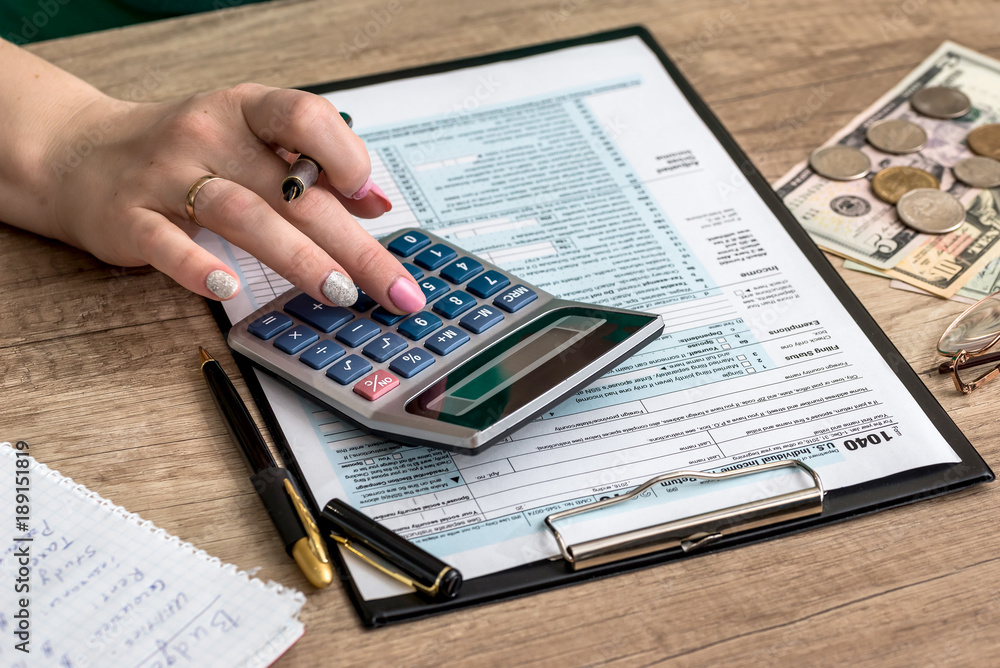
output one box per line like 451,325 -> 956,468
388,276 -> 426,313
351,176 -> 374,200
370,182 -> 393,211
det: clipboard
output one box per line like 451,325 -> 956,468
208,26 -> 993,627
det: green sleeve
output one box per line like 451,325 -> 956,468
1,0 -> 264,44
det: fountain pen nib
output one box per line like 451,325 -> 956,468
282,180 -> 304,202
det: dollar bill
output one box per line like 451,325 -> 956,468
887,279 -> 978,304
845,248 -> 1000,303
883,186 -> 1000,296
956,254 -> 1000,300
774,42 -> 1000,296
842,258 -> 890,278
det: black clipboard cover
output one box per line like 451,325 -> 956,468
208,26 -> 993,627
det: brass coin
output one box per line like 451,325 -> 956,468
871,166 -> 940,204
967,124 -> 1000,160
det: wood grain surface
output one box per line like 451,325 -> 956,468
5,1 -> 1000,665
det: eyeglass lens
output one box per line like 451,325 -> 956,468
938,292 -> 1000,357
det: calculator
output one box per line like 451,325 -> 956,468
228,229 -> 664,454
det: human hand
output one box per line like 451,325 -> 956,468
40,83 -> 426,313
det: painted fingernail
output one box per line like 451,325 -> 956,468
370,181 -> 393,211
350,176 -> 374,200
322,270 -> 358,306
206,270 -> 239,300
388,276 -> 426,313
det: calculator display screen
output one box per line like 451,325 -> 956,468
405,307 -> 655,431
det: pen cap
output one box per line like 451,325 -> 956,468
320,499 -> 461,600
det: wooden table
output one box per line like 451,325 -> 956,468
6,0 -> 1000,664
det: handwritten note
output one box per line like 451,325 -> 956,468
0,443 -> 305,667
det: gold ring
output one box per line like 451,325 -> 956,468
185,174 -> 224,226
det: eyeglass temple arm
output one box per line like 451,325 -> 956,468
937,349 -> 1000,374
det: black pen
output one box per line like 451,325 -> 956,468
320,499 -> 462,601
281,111 -> 353,201
199,348 -> 333,588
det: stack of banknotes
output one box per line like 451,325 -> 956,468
774,41 -> 1000,303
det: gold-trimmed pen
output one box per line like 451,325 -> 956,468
199,348 -> 333,588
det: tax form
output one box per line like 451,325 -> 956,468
201,35 -> 960,599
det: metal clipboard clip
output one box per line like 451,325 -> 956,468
544,459 -> 824,571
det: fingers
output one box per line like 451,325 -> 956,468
233,139 -> 392,220
228,158 -> 420,313
206,136 -> 416,314
185,172 -> 423,314
270,142 -> 390,218
162,85 -> 421,313
239,86 -> 372,199
188,176 -> 361,307
239,86 -> 394,214
281,185 -> 425,314
130,209 -> 241,301
321,172 -> 393,219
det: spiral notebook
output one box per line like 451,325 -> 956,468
0,442 -> 305,667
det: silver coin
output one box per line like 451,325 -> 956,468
896,188 -> 967,234
865,118 -> 927,154
808,145 -> 871,180
953,156 -> 1000,188
910,86 -> 972,119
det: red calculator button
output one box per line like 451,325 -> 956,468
353,370 -> 400,401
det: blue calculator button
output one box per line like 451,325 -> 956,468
371,307 -> 407,326
299,340 -> 345,369
493,285 -> 538,313
389,348 -> 435,378
273,325 -> 319,354
398,312 -> 443,340
353,289 -> 376,312
460,305 -> 504,334
425,326 -> 470,356
466,271 -> 510,298
419,276 -> 450,302
362,332 -> 408,363
336,319 -> 381,348
414,244 -> 457,270
433,291 -> 477,319
402,262 -> 424,280
440,257 -> 483,284
388,231 -> 431,257
284,293 -> 354,333
248,312 -> 293,340
326,355 -> 371,385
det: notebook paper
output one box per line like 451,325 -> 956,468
0,442 -> 305,667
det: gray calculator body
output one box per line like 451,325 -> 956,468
228,229 -> 664,454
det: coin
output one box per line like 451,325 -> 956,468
953,156 -> 1000,188
967,124 -> 1000,160
910,86 -> 972,119
866,118 -> 927,154
871,166 -> 940,204
896,188 -> 966,234
808,145 -> 871,181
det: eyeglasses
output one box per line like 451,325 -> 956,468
937,291 -> 1000,393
